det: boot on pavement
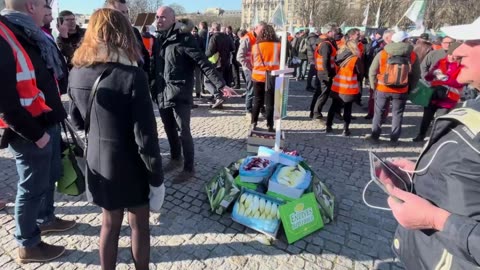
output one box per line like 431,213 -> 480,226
17,241 -> 65,263
39,217 -> 76,235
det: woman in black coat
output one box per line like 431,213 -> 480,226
68,9 -> 164,269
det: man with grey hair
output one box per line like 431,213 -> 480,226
310,22 -> 338,122
0,0 -> 74,263
150,6 -> 236,183
365,29 -> 394,119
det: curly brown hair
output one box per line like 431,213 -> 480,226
256,24 -> 279,43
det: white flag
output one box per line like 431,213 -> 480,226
404,0 -> 426,28
362,3 -> 370,26
271,4 -> 286,28
375,1 -> 382,28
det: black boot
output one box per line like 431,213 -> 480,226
342,124 -> 351,136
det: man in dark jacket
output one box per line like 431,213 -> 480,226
310,23 -> 338,119
105,0 -> 151,75
305,28 -> 320,91
385,18 -> 480,269
0,2 -> 75,262
413,33 -> 433,64
198,21 -> 208,52
297,29 -> 309,80
56,10 -> 85,69
151,7 -> 235,183
205,22 -> 235,107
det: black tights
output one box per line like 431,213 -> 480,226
100,205 -> 150,270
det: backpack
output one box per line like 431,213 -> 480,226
382,54 -> 411,88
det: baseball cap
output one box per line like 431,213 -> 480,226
441,17 -> 480,41
392,31 -> 409,43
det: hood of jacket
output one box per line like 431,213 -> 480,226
335,49 -> 354,65
384,42 -> 414,56
175,18 -> 194,33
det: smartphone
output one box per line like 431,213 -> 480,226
369,152 -> 412,198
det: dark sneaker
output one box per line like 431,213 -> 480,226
0,200 -> 6,211
191,104 -> 199,109
163,159 -> 183,173
172,170 -> 195,184
17,242 -> 65,264
326,126 -> 333,133
267,126 -> 275,133
343,129 -> 351,136
365,134 -> 380,144
412,135 -> 425,142
364,114 -> 373,120
211,98 -> 225,109
39,217 -> 76,235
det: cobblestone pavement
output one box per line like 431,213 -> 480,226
0,80 -> 426,269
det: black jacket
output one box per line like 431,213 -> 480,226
394,102 -> 480,269
133,27 -> 151,75
0,16 -> 67,146
56,25 -> 85,69
198,28 -> 208,52
69,62 -> 163,210
150,20 -> 225,109
317,37 -> 338,80
206,31 -> 235,69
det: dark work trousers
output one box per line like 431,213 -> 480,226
310,77 -> 333,118
194,67 -> 203,97
159,105 -> 194,171
297,59 -> 307,79
417,103 -> 450,137
204,67 -> 225,99
327,96 -> 353,129
355,79 -> 363,104
232,60 -> 243,87
244,69 -> 254,113
371,91 -> 408,141
368,88 -> 390,119
306,63 -> 316,89
252,81 -> 274,128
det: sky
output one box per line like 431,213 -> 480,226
60,0 -> 241,15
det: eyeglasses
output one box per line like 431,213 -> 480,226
442,41 -> 454,45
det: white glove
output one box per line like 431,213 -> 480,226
149,184 -> 165,212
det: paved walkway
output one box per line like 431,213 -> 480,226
0,80 -> 426,269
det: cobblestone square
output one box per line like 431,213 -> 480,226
0,80 -> 425,269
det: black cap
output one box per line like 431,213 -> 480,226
420,33 -> 429,40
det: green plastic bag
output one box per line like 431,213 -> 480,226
409,80 -> 433,107
57,146 -> 86,196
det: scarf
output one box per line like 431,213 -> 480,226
1,9 -> 64,79
95,43 -> 138,67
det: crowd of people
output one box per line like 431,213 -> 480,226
0,0 -> 479,269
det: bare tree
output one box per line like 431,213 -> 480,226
128,0 -> 161,22
169,3 -> 186,15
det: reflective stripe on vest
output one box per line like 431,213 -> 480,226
376,50 -> 417,94
0,21 -> 51,129
331,56 -> 359,95
251,42 -> 281,82
315,39 -> 337,72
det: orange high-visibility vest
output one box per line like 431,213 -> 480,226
376,50 -> 417,94
251,42 -> 281,82
314,37 -> 337,72
0,21 -> 52,129
430,58 -> 463,102
242,31 -> 256,61
142,36 -> 153,56
332,56 -> 360,96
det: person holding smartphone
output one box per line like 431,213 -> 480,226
384,18 -> 480,269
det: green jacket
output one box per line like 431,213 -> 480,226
369,42 -> 421,92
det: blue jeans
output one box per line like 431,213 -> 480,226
8,124 -> 61,247
243,69 -> 254,113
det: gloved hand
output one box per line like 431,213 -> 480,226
149,184 -> 165,212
